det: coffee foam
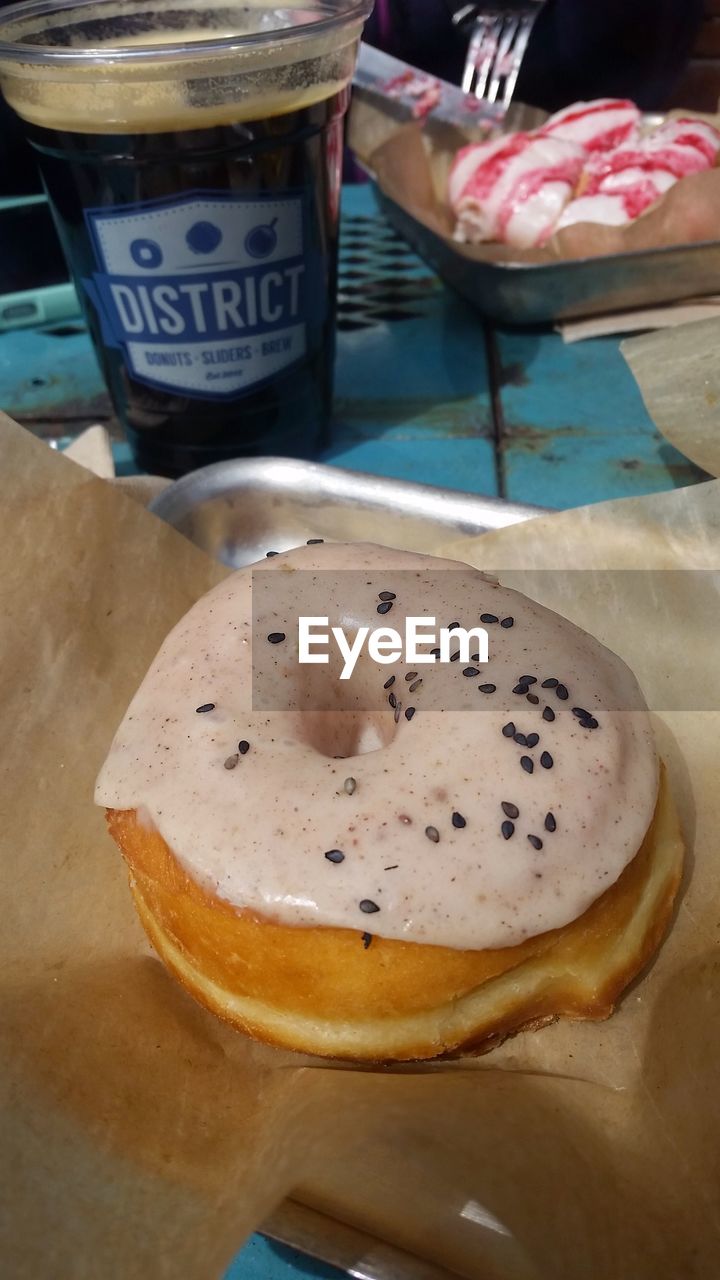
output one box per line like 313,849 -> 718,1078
0,4 -> 360,132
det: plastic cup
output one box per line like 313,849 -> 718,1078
0,0 -> 372,475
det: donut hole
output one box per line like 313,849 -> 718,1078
297,709 -> 397,759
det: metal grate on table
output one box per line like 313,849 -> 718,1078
337,212 -> 438,331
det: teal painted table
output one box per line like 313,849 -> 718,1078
0,184 -> 706,507
0,182 -> 705,1280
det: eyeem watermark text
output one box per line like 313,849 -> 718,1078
298,616 -> 489,680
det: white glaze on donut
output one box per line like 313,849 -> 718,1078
95,544 -> 658,949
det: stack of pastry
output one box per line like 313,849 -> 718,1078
449,98 -> 720,248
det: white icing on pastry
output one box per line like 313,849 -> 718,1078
96,544 -> 658,950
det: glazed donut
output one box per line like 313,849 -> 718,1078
96,543 -> 684,1061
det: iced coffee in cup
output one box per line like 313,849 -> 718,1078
0,1 -> 372,475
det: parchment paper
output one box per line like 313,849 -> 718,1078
2,409 -> 719,1279
623,316 -> 720,479
348,102 -> 720,265
558,296 -> 720,343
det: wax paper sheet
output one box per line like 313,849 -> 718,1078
558,295 -> 720,343
1,409 -> 719,1280
623,316 -> 720,479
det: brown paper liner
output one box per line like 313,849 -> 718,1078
2,410 -> 719,1278
623,315 -> 720,479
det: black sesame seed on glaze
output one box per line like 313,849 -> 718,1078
195,703 -> 215,713
542,706 -> 555,722
265,550 -> 279,557
425,825 -> 440,843
501,820 -> 515,840
500,616 -> 514,629
528,834 -> 543,851
388,692 -> 397,708
526,733 -> 539,748
463,667 -> 479,677
581,716 -> 600,730
238,740 -> 250,755
545,812 -> 557,832
452,811 -> 466,829
307,538 -> 324,545
324,849 -> 345,864
479,683 -> 496,694
526,693 -> 539,705
405,706 -> 416,721
502,722 -> 516,738
409,679 -> 422,693
512,683 -> 529,695
430,647 -> 441,658
555,684 -> 569,700
267,632 -> 286,644
519,676 -> 537,686
378,591 -> 396,601
359,899 -> 380,914
224,754 -> 239,770
394,702 -> 402,724
383,675 -> 396,689
520,756 -> 534,774
501,801 -> 519,819
540,751 -> 554,769
447,622 -> 460,631
480,613 -> 498,624
450,651 -> 461,661
541,678 -> 558,689
362,932 -> 373,949
572,707 -> 591,719
377,601 -> 393,615
405,671 -> 418,682
514,732 -> 527,746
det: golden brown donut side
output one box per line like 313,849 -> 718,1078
106,766 -> 683,1062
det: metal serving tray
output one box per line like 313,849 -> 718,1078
149,456 -> 544,565
374,186 -> 720,325
351,50 -> 720,324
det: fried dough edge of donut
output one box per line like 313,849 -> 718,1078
106,765 -> 683,1062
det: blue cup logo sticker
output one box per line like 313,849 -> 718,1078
245,217 -> 278,260
83,193 -> 311,400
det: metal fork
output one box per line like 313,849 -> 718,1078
451,0 -> 545,113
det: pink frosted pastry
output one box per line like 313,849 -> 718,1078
652,117 -> 720,165
539,99 -> 640,152
448,131 -> 585,249
585,119 -> 720,195
558,171 -> 676,230
559,117 -> 720,230
555,188 -> 662,231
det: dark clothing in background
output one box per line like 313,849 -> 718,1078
365,0 -> 470,86
0,0 -> 707,196
0,99 -> 42,195
364,0 -> 704,112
